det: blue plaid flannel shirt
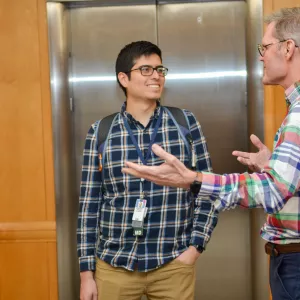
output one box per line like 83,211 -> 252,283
77,102 -> 218,272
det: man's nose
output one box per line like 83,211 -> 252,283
151,69 -> 160,79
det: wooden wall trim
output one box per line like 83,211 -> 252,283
0,221 -> 56,242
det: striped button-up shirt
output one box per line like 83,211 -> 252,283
77,102 -> 218,272
199,81 -> 300,244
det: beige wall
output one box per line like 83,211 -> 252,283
0,0 -> 57,299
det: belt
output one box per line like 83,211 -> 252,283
265,242 -> 300,257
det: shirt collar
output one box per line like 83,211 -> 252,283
121,100 -> 161,123
285,81 -> 300,108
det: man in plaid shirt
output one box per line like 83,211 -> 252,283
123,7 -> 300,300
77,41 -> 218,300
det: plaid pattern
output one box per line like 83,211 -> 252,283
200,81 -> 300,245
77,102 -> 218,272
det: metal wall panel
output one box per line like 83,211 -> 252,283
157,2 -> 251,299
47,3 -> 79,299
69,5 -> 157,188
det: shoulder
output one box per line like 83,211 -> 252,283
182,109 -> 201,126
286,103 -> 300,127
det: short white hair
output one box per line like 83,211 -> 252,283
265,7 -> 300,46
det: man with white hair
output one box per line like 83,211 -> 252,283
123,7 -> 300,300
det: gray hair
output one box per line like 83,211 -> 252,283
265,7 -> 300,46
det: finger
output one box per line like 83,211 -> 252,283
124,161 -> 146,172
122,165 -> 154,180
123,161 -> 160,177
151,144 -> 175,161
250,134 -> 265,150
237,157 -> 251,166
232,150 -> 250,158
122,167 -> 163,186
152,144 -> 187,174
93,293 -> 98,300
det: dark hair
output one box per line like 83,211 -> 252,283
115,41 -> 162,96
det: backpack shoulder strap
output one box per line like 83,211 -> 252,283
97,112 -> 119,193
163,106 -> 195,169
97,112 -> 119,150
164,106 -> 189,132
164,106 -> 192,143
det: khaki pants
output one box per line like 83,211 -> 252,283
95,258 -> 196,300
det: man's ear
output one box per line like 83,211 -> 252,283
118,72 -> 129,88
286,40 -> 296,60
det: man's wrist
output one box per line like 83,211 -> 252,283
190,244 -> 204,254
80,270 -> 94,281
189,172 -> 203,195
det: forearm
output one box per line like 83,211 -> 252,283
190,197 -> 219,248
199,171 -> 289,214
77,191 -> 102,271
77,123 -> 102,272
80,270 -> 94,280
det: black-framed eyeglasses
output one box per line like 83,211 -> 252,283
126,65 -> 169,77
257,39 -> 299,57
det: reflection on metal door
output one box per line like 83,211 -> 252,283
47,1 -> 267,299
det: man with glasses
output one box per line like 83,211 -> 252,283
123,8 -> 300,300
77,41 -> 218,300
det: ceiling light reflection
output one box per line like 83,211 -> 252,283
69,70 -> 247,83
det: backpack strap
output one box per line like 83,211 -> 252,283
97,112 -> 119,151
164,106 -> 189,131
163,106 -> 195,170
97,112 -> 119,192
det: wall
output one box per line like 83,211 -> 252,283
0,0 -> 58,299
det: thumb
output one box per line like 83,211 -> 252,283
250,134 -> 265,151
152,144 -> 187,174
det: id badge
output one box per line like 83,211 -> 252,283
132,199 -> 147,236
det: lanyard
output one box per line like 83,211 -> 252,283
123,107 -> 163,166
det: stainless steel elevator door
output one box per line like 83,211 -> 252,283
158,2 -> 251,299
69,2 -> 251,300
70,4 -> 157,187
158,1 -> 247,174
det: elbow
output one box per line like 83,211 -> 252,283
264,202 -> 284,214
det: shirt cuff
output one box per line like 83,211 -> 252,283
198,172 -> 223,202
79,255 -> 96,272
189,234 -> 208,250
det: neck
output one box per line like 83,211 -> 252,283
281,60 -> 300,90
126,98 -> 157,126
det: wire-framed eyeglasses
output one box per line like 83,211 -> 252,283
126,65 -> 168,77
257,39 -> 299,57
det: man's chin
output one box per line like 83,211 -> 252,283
262,77 -> 279,86
262,76 -> 272,85
146,94 -> 162,101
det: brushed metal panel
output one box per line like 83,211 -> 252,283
47,3 -> 79,300
69,5 -> 157,189
158,2 -> 247,175
157,2 -> 251,299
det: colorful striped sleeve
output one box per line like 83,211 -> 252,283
199,108 -> 300,214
